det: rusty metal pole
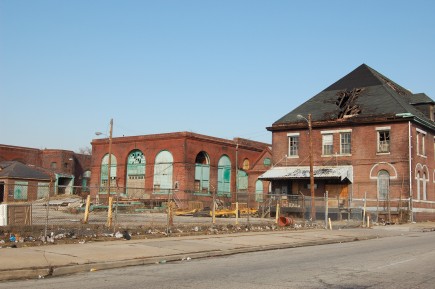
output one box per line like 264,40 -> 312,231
308,114 -> 316,221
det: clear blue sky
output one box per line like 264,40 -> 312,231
1,1 -> 434,152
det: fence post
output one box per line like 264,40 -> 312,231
324,191 -> 328,229
44,178 -> 53,242
83,195 -> 91,224
212,189 -> 216,225
275,203 -> 280,224
363,192 -> 367,227
235,202 -> 239,225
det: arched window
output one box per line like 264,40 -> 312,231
217,155 -> 231,196
101,154 -> 117,193
126,150 -> 145,197
377,170 -> 389,200
194,151 -> 210,194
237,170 -> 248,192
422,172 -> 427,200
416,172 -> 421,200
255,180 -> 264,202
153,150 -> 173,194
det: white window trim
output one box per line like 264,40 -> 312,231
376,129 -> 391,155
287,133 -> 300,158
416,128 -> 427,135
339,132 -> 352,155
322,134 -> 334,156
416,129 -> 427,157
321,129 -> 352,135
376,126 -> 391,131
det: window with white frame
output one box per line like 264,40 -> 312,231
322,134 -> 333,155
287,134 -> 299,157
417,129 -> 426,156
340,132 -> 351,154
377,130 -> 390,153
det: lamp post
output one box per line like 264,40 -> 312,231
96,118 -> 113,198
297,114 -> 316,221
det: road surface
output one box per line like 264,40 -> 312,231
2,231 -> 434,289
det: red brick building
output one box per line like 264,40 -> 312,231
261,64 -> 435,222
90,132 -> 272,208
0,144 -> 92,202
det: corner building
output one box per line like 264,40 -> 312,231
261,64 -> 435,222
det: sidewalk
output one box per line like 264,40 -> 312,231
1,223 -> 434,281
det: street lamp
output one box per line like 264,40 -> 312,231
96,118 -> 113,198
297,114 -> 316,221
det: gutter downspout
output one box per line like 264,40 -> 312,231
408,121 -> 413,222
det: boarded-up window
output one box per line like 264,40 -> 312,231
255,180 -> 264,202
195,164 -> 210,193
194,151 -> 210,194
14,181 -> 28,200
37,182 -> 50,199
153,151 -> 173,194
126,150 -> 145,197
237,170 -> 248,192
377,170 -> 389,200
217,155 -> 231,195
100,154 -> 117,193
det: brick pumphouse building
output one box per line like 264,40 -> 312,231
90,132 -> 272,209
0,144 -> 92,202
260,64 -> 435,222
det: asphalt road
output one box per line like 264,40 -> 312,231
3,231 -> 435,289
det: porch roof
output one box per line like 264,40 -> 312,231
259,166 -> 353,183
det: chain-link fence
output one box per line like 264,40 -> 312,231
1,183 -> 412,244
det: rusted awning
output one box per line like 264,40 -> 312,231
259,166 -> 353,183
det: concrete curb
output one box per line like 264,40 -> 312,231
0,233 -> 381,282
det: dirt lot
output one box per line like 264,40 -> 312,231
1,196 -> 361,249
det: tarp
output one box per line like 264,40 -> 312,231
259,166 -> 353,183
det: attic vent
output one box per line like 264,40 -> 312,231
336,88 -> 364,119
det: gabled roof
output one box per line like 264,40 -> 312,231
0,161 -> 51,180
272,64 -> 434,129
249,146 -> 273,171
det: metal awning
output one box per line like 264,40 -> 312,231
259,166 -> 353,183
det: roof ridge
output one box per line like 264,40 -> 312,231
364,65 -> 412,96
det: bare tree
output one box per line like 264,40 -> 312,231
77,146 -> 92,155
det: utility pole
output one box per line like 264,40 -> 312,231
298,113 -> 316,221
107,118 -> 113,198
308,114 -> 316,221
235,142 -> 239,203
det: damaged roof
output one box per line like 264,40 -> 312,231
259,166 -> 353,183
0,161 -> 51,180
272,64 -> 434,128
